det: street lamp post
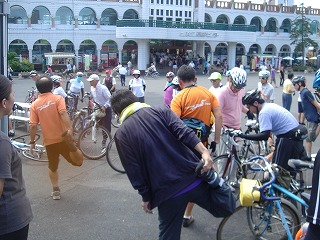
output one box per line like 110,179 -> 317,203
0,0 -> 10,133
301,3 -> 305,66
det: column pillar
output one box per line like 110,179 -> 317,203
137,40 -> 150,71
51,15 -> 55,29
97,17 -> 100,30
141,0 -> 150,20
197,0 -> 205,22
276,26 -> 279,35
75,49 -> 79,69
28,49 -> 33,62
74,16 -> 78,30
118,49 -> 122,65
28,15 -> 31,29
97,49 -> 101,67
227,42 -> 237,69
261,25 -> 265,34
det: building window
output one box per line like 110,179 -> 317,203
185,11 -> 188,17
175,10 -> 178,16
161,9 -> 163,15
156,9 -> 159,15
170,0 -> 173,4
176,0 -> 178,5
167,17 -> 172,21
166,10 -> 169,16
151,9 -> 154,15
166,0 -> 169,3
180,0 -> 183,5
180,11 -> 182,17
151,0 -> 154,3
189,11 -> 191,18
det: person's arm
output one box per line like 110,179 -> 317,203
311,100 -> 320,114
194,142 -> 213,172
81,87 -> 84,99
29,124 -> 38,153
239,130 -> 271,141
212,107 -> 222,143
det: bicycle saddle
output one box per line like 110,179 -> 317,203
288,159 -> 314,170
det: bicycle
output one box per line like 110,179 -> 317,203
75,101 -> 112,160
217,155 -> 309,240
24,87 -> 37,103
212,126 -> 268,199
145,69 -> 159,78
11,134 -> 48,162
66,92 -> 79,120
111,109 -> 120,128
106,138 -> 126,174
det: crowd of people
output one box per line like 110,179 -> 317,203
1,62 -> 320,239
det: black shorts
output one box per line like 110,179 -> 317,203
298,101 -> 303,113
46,141 -> 72,172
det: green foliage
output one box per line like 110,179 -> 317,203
8,52 -> 34,72
290,16 -> 318,53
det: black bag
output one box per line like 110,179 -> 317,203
209,181 -> 236,218
272,164 -> 291,189
277,124 -> 307,141
182,118 -> 210,142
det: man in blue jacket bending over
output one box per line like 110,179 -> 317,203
110,89 -> 235,240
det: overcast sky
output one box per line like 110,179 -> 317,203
295,0 -> 320,8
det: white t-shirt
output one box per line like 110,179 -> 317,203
129,78 -> 146,98
258,82 -> 275,103
53,86 -> 67,98
69,79 -> 84,95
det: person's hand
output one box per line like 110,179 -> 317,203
246,111 -> 255,120
201,151 -> 213,173
141,201 -> 153,214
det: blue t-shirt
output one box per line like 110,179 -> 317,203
300,88 -> 320,123
259,103 -> 299,135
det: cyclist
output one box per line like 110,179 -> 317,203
171,65 -> 223,227
240,88 -> 307,171
29,70 -> 38,82
282,72 -> 295,111
118,65 -> 127,86
163,71 -> 175,106
257,70 -> 275,103
293,75 -> 320,162
208,72 -> 223,96
103,70 -> 116,93
129,70 -> 146,103
66,71 -> 84,100
51,75 -> 67,99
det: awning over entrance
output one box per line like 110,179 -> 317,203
44,52 -> 75,58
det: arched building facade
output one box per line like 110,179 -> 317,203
8,0 -> 320,71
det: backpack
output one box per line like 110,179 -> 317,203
104,77 -> 114,92
182,118 -> 210,142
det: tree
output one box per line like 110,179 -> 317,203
290,6 -> 318,65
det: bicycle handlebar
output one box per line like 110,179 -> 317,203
242,155 -> 280,201
223,128 -> 242,147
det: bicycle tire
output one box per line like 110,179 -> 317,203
106,138 -> 125,174
78,124 -> 112,160
212,154 -> 242,200
217,206 -> 255,239
247,198 -> 301,240
111,112 -> 120,128
22,146 -> 48,162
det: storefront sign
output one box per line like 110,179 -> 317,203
179,32 -> 218,38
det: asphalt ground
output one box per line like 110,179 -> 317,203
10,71 -> 318,240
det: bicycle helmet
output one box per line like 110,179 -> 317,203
313,68 -> 320,89
133,70 -> 140,75
225,70 -> 231,78
242,88 -> 263,105
292,75 -> 306,85
258,70 -> 270,79
29,70 -> 38,76
76,72 -> 83,77
166,71 -> 174,78
229,67 -> 247,88
171,76 -> 179,86
51,75 -> 62,83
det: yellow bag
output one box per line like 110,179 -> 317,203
239,178 -> 261,206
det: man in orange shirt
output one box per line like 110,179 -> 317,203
29,76 -> 83,200
171,65 -> 223,227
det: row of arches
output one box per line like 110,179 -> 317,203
9,5 -> 320,34
9,5 -> 138,25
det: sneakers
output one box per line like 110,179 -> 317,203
182,216 -> 194,227
8,130 -> 15,137
195,160 -> 223,189
51,191 -> 61,200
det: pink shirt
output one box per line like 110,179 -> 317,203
217,84 -> 245,129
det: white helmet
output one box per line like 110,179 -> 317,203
76,72 -> 83,77
133,70 -> 140,75
51,75 -> 62,83
171,76 -> 179,85
229,67 -> 247,88
258,70 -> 270,79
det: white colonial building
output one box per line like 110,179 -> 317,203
7,0 -> 320,71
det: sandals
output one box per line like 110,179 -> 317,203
182,216 -> 194,227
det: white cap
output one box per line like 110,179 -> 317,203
87,74 -> 100,82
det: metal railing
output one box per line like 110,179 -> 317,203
116,20 -> 257,32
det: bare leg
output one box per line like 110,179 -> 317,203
48,169 -> 59,188
184,202 -> 194,217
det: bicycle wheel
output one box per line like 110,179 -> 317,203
22,145 -> 48,162
106,138 -> 125,174
78,124 -> 112,160
111,112 -> 120,128
247,198 -> 301,240
217,206 -> 255,239
212,154 -> 242,200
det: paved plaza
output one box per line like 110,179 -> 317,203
11,71 -> 318,240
